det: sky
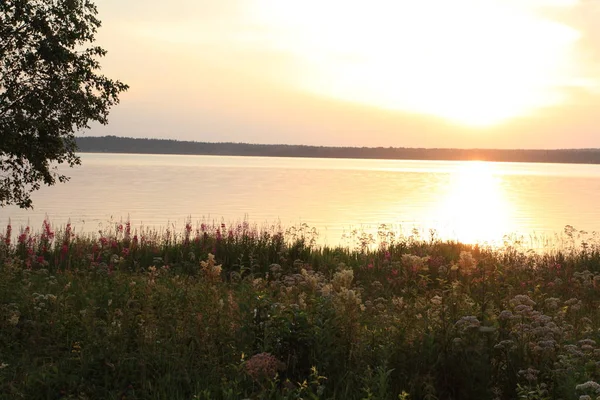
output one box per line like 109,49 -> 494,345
90,0 -> 600,149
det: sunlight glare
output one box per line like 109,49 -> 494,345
251,0 -> 583,126
434,162 -> 515,244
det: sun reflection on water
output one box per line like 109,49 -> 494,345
434,161 -> 515,244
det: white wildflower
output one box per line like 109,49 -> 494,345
332,269 -> 354,291
576,381 -> 600,393
430,295 -> 443,306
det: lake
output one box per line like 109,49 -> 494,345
2,153 -> 600,248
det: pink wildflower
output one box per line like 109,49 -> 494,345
18,227 -> 29,244
4,223 -> 11,246
42,219 -> 54,240
65,223 -> 73,242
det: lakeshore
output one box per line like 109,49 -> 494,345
76,136 -> 600,165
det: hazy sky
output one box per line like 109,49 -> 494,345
90,0 -> 600,148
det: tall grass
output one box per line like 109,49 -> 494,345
1,219 -> 600,399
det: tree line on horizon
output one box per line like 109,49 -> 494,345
75,135 -> 600,164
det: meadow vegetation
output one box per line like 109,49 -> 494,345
1,220 -> 600,399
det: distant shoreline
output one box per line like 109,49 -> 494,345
76,135 -> 600,164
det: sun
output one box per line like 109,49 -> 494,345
250,0 -> 582,126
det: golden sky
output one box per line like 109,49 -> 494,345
92,0 -> 600,148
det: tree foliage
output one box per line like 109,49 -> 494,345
0,0 -> 128,208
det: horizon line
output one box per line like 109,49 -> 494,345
77,135 -> 600,152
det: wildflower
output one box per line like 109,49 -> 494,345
565,298 -> 580,306
514,304 -> 534,316
565,345 -> 585,358
576,381 -> 600,393
494,340 -> 515,350
518,367 -> 539,382
200,253 -> 222,282
8,311 -> 20,326
536,339 -> 557,352
401,254 -> 430,272
245,353 -> 285,382
392,296 -> 404,308
252,278 -> 265,290
17,227 -> 29,244
300,268 -> 321,291
458,251 -> 476,272
509,294 -> 536,308
42,219 -> 54,240
455,315 -> 480,331
498,310 -> 513,320
430,295 -> 443,306
72,342 -> 82,354
332,269 -> 354,291
336,288 -> 362,308
269,263 -> 282,278
4,222 -> 11,246
544,297 -> 560,310
298,292 -> 307,310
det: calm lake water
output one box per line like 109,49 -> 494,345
2,153 -> 600,247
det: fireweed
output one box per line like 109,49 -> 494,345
1,219 -> 600,399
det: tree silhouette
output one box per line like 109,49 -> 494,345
0,0 -> 128,208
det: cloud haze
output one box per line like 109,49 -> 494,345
91,0 -> 600,148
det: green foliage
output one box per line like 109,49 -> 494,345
0,0 -> 128,208
1,220 -> 600,399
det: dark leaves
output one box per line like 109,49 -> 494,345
0,0 -> 128,208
